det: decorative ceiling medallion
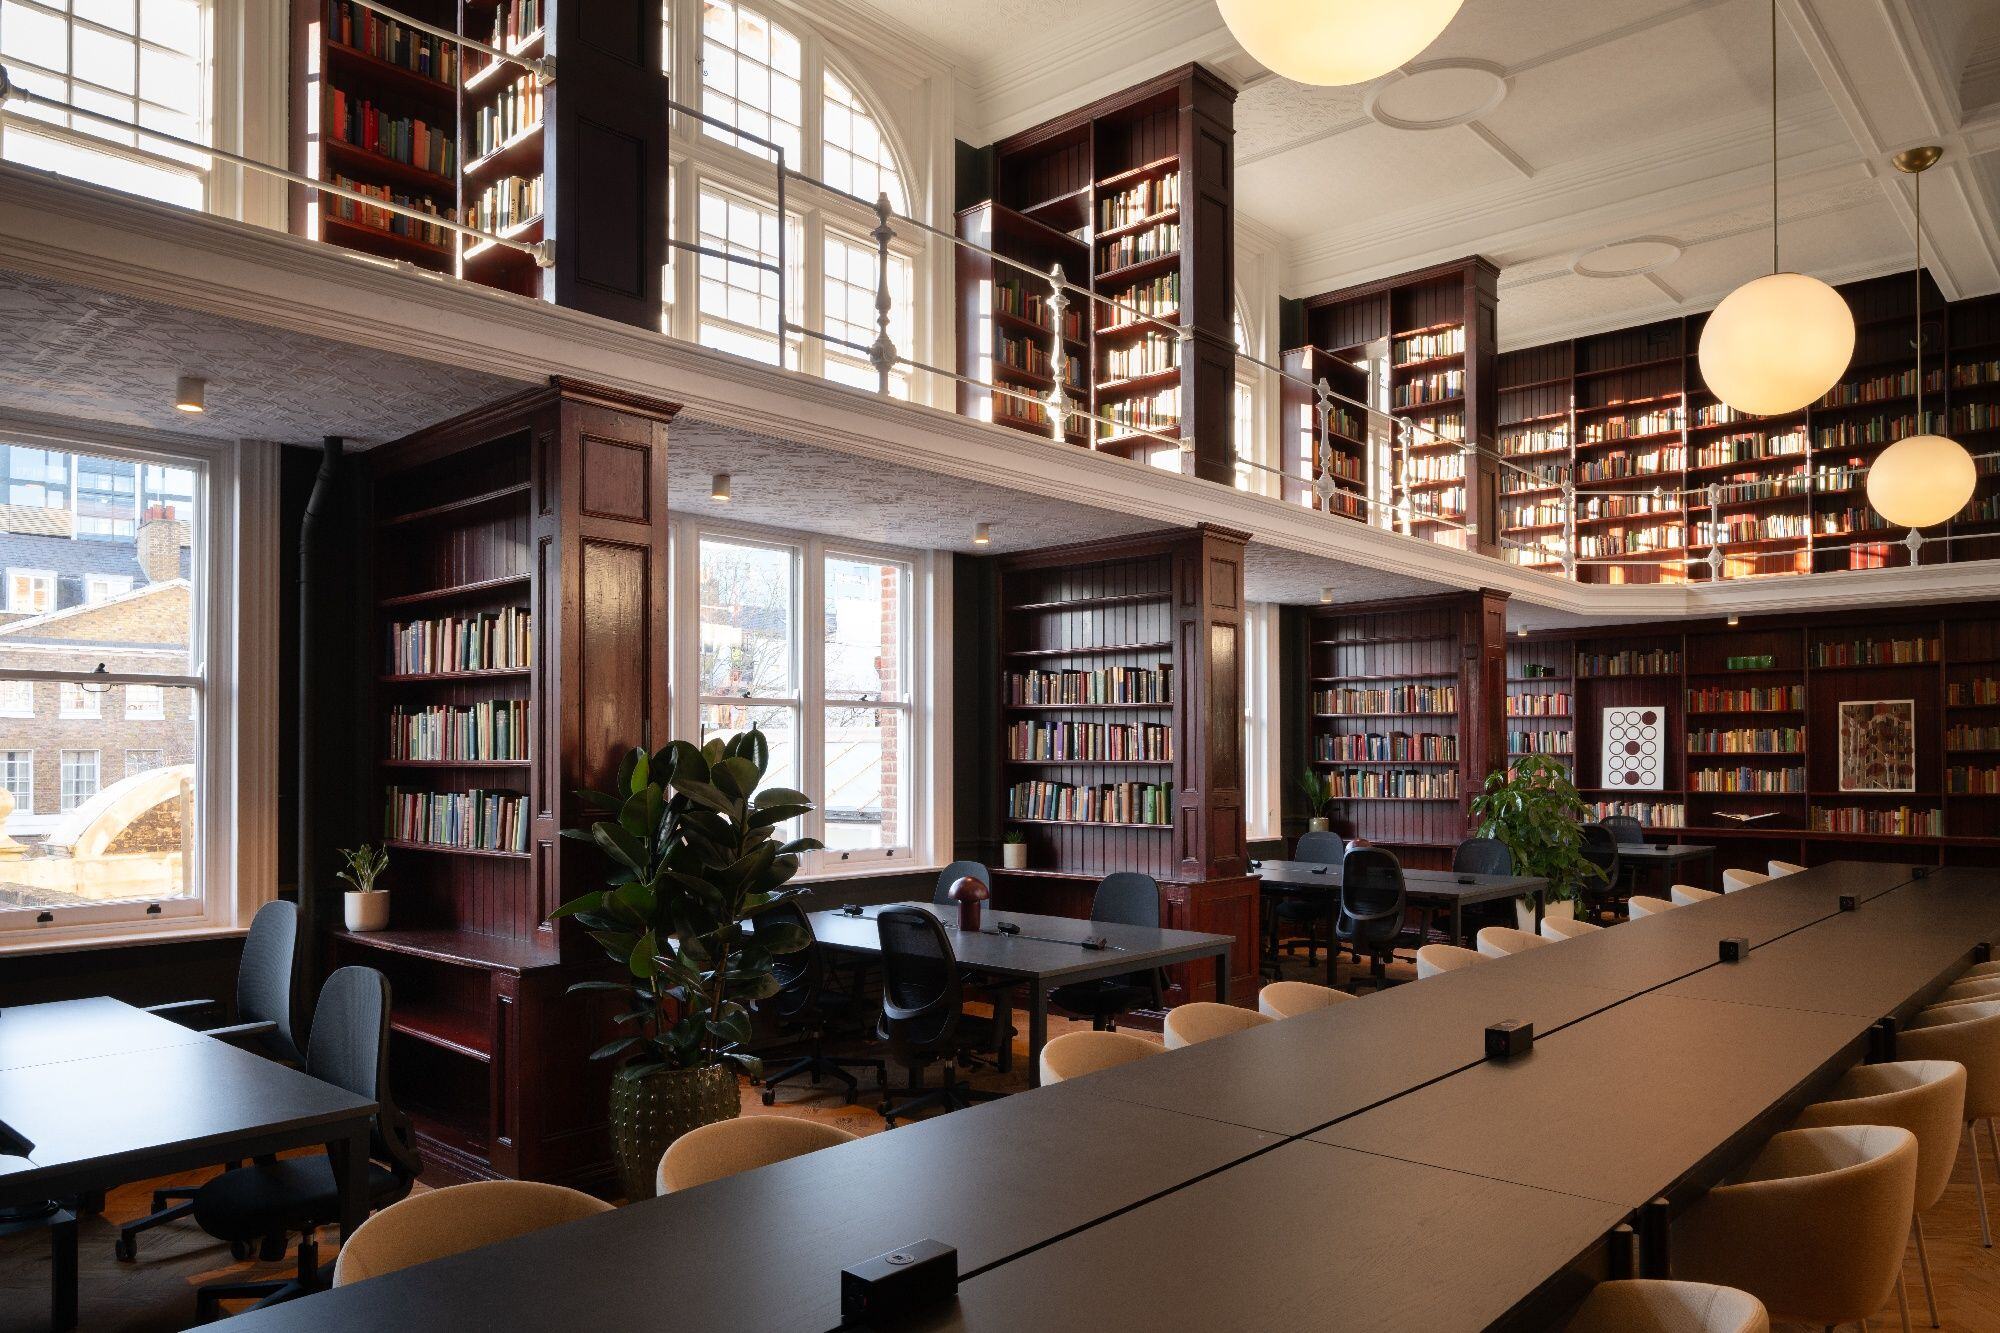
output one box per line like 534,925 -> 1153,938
1363,60 -> 1508,131
1571,237 -> 1685,280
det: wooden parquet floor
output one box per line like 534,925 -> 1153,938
8,950 -> 2000,1331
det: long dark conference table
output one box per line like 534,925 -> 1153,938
0,998 -> 378,1330
226,861 -> 2000,1332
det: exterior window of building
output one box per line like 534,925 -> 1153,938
59,749 -> 99,811
140,463 -> 196,521
60,682 -> 100,718
0,445 -> 70,509
0,681 -> 30,718
124,683 -> 164,718
0,751 -> 31,813
87,573 -> 133,604
6,569 -> 54,613
124,748 -> 163,775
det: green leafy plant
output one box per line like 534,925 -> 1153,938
1003,828 -> 1026,845
1298,768 -> 1331,819
552,731 -> 821,1078
335,844 -> 389,893
1468,755 -> 1601,903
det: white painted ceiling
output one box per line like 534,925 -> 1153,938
887,0 -> 2000,350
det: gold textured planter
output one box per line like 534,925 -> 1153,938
608,1062 -> 739,1201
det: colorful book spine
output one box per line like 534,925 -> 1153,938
384,786 -> 529,851
388,608 -> 532,675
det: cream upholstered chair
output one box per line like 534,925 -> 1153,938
1956,959 -> 2000,983
1671,884 -> 1720,906
1476,926 -> 1550,958
1162,1001 -> 1272,1050
1626,895 -> 1677,918
1901,999 -> 2000,1247
1541,915 -> 1602,941
1564,1280 -> 1768,1333
1925,974 -> 2000,1007
1673,1125 -> 1917,1332
1257,979 -> 1356,1020
1415,943 -> 1486,978
1038,1029 -> 1160,1085
1721,868 -> 1768,893
1767,859 -> 1805,877
332,1181 -> 612,1287
1794,1061 -> 1967,1328
657,1116 -> 857,1195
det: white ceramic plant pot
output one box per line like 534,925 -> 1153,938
1002,843 -> 1028,870
1516,896 -> 1573,933
344,890 -> 390,932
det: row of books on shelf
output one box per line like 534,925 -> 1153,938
1575,527 -> 1683,558
1100,386 -> 1178,440
1693,403 -> 1751,428
329,93 -> 455,180
1577,493 -> 1678,522
1696,432 -> 1807,469
1006,780 -> 1170,826
1692,513 -> 1810,544
1947,724 -> 2000,749
1098,222 -> 1178,273
1813,411 -> 1943,450
1392,327 -> 1464,366
325,1 -> 459,85
1316,732 -> 1459,763
1401,455 -> 1465,486
1809,806 -> 1940,837
1326,770 -> 1458,800
1103,273 -> 1178,329
992,393 -> 1082,435
1949,767 -> 2000,795
1310,450 -> 1366,487
1688,727 -> 1802,754
1818,367 -> 1942,408
1811,636 -> 1938,667
1811,507 -> 1886,535
388,700 -> 529,762
1501,426 -> 1568,456
1951,680 -> 2000,705
1101,334 -> 1177,382
1690,767 -> 1805,794
1394,370 -> 1462,408
1955,403 -> 2000,434
1100,173 -> 1178,231
1004,665 -> 1172,706
995,280 -> 1084,342
1506,691 -> 1570,717
1963,494 -> 2000,523
1707,470 -> 1809,503
467,176 -> 541,239
1581,648 -> 1681,676
477,0 -> 542,54
1313,684 -> 1457,715
1690,684 -> 1803,712
1592,799 -> 1684,826
1419,412 -> 1467,444
1407,488 -> 1467,522
1509,731 -> 1573,755
470,77 -> 542,159
1951,359 -> 2000,389
328,174 -> 451,248
1007,721 -> 1171,763
995,334 -> 1084,386
1576,449 -> 1683,483
1581,409 -> 1683,443
384,786 -> 529,852
1503,501 -> 1565,528
389,607 -> 532,675
1502,467 -> 1569,497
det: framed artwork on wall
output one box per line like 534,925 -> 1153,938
1600,705 -> 1666,792
1838,699 -> 1916,793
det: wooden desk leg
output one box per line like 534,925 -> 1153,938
329,1124 -> 370,1240
51,1209 -> 77,1331
1026,992 -> 1049,1089
1216,945 -> 1231,1005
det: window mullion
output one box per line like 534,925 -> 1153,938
800,540 -> 826,852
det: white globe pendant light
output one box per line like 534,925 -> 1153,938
1215,0 -> 1464,86
1696,0 -> 1853,417
1865,146 -> 1977,537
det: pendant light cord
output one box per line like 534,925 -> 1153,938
1915,164 -> 1924,420
1770,0 -> 1779,275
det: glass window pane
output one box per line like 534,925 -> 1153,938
699,0 -> 801,165
824,554 -> 906,699
697,703 -> 796,795
822,704 -> 905,851
821,69 -> 905,214
698,538 -> 795,697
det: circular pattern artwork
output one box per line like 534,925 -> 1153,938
1602,706 -> 1665,791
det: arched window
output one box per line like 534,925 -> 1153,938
822,68 -> 905,214
700,0 -> 803,165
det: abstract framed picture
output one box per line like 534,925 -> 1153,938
1838,699 -> 1916,793
1600,705 -> 1666,792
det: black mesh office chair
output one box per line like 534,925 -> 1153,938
757,900 -> 887,1106
1578,822 -> 1625,923
116,899 -> 304,1262
1268,830 -> 1345,970
1048,872 -> 1165,1030
1600,814 -> 1645,846
190,966 -> 421,1320
1453,837 -> 1514,876
875,907 -> 1001,1127
1334,846 -> 1411,993
932,860 -> 991,906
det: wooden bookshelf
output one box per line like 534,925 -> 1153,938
1298,258 -> 1500,555
1492,271 -> 1995,582
988,526 -> 1259,1005
1305,592 -> 1506,869
956,65 -> 1237,485
328,381 -> 675,1186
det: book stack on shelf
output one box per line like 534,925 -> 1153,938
1506,639 -> 1574,760
1496,342 -> 1573,570
459,0 -> 546,295
1949,292 -> 2000,559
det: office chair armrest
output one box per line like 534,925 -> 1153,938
201,1020 -> 278,1046
144,998 -> 219,1026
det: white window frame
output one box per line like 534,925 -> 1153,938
7,568 -> 55,614
124,747 -> 164,775
58,748 -> 99,811
671,512 -> 947,878
58,681 -> 100,719
124,682 -> 165,719
1243,602 -> 1280,841
0,749 -> 33,814
0,680 -> 32,719
0,419 -> 277,953
86,573 -> 133,603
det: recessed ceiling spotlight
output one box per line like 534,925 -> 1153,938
710,473 -> 730,503
1516,628 -> 1528,639
173,376 -> 206,414
973,523 -> 991,546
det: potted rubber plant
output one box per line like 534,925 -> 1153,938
336,844 -> 391,932
1299,768 -> 1332,833
1468,755 -> 1598,932
552,730 -> 819,1201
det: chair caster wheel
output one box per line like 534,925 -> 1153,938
760,1089 -> 775,1106
229,1240 -> 255,1261
114,1236 -> 137,1263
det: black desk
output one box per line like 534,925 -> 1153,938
220,1079 -> 1275,1333
1253,860 -> 1549,970
811,904 -> 1232,1086
916,1140 -> 1629,1333
1620,841 -> 1717,893
0,1000 -> 377,1330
